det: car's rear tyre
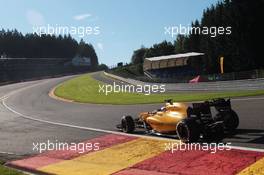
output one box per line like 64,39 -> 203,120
121,115 -> 135,133
203,122 -> 224,142
176,118 -> 200,143
213,123 -> 225,142
216,110 -> 239,131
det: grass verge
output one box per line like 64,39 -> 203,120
0,161 -> 26,175
54,74 -> 264,105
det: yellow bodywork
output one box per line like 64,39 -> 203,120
139,102 -> 188,133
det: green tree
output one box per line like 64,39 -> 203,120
131,46 -> 147,64
144,41 -> 175,58
174,34 -> 186,53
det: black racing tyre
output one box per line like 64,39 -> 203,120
216,110 -> 239,131
121,115 -> 135,133
203,122 -> 224,142
214,123 -> 225,142
176,118 -> 200,143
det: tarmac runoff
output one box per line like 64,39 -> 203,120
7,134 -> 264,175
1,74 -> 264,174
2,80 -> 264,151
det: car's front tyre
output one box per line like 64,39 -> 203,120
121,115 -> 135,133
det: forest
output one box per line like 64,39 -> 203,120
0,30 -> 98,68
131,0 -> 264,74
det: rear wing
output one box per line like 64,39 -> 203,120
188,98 -> 232,117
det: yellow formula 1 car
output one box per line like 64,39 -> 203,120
117,98 -> 239,142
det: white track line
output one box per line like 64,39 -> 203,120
1,78 -> 264,152
0,151 -> 15,155
230,146 -> 264,152
0,80 -> 176,141
1,96 -> 177,142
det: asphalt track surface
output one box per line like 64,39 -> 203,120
0,72 -> 264,162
